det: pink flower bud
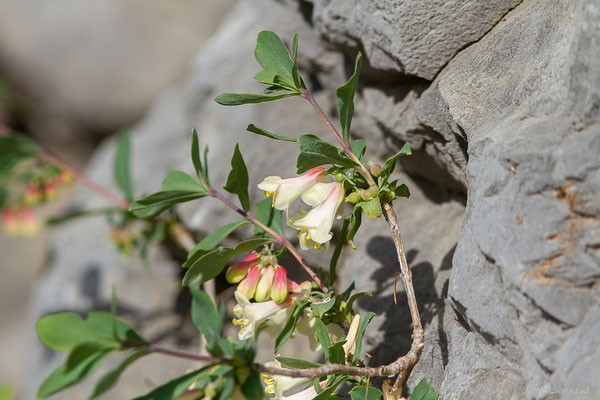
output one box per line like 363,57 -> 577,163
271,266 -> 288,303
255,265 -> 274,302
236,265 -> 261,300
226,252 -> 260,283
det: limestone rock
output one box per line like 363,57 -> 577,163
311,0 -> 522,80
417,0 -> 600,397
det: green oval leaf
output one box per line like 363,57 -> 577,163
223,144 -> 250,212
114,131 -> 134,202
214,92 -> 299,106
275,356 -> 322,369
296,134 -> 356,173
255,31 -> 294,81
336,53 -> 362,142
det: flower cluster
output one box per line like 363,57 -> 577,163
1,207 -> 41,237
258,167 -> 345,250
226,252 -> 288,303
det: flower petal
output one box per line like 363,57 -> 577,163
226,252 -> 260,283
271,266 -> 288,303
236,265 -> 261,300
255,265 -> 274,302
300,181 -> 335,206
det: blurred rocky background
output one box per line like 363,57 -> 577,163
1,0 -> 598,399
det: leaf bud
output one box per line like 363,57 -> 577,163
361,190 -> 373,201
368,161 -> 383,177
345,192 -> 360,204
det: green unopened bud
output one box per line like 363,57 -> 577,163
345,192 -> 360,204
335,172 -> 345,182
368,161 -> 383,177
367,186 -> 379,196
361,190 -> 373,201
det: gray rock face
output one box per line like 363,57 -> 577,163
312,0 -> 522,80
415,0 -> 600,397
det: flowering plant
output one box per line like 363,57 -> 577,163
0,31 -> 439,400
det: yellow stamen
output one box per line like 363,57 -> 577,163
265,388 -> 275,394
263,377 -> 274,385
264,191 -> 274,197
232,318 -> 249,326
233,305 -> 242,317
314,243 -> 322,250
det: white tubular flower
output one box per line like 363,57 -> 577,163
289,183 -> 345,249
233,292 -> 293,341
342,314 -> 361,362
258,167 -> 329,211
300,181 -> 337,207
262,360 -> 311,399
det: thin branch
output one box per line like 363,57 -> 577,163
40,150 -> 131,210
300,89 -> 376,187
382,202 -> 424,389
208,187 -> 328,293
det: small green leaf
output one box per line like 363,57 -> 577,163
359,197 -> 381,219
37,351 -> 112,398
114,131 -> 134,202
350,385 -> 383,400
410,378 -> 439,400
188,220 -> 249,256
327,341 -> 346,364
241,369 -> 268,400
254,71 -> 296,91
254,197 -> 284,237
291,33 -> 305,89
65,343 -> 116,372
314,319 -> 332,359
191,129 -> 204,180
190,288 -> 221,344
216,377 -> 235,400
346,207 -> 362,250
255,31 -> 295,81
223,144 -> 250,212
275,356 -> 322,369
161,171 -> 205,192
132,368 -> 209,400
129,189 -> 208,219
312,377 -> 348,400
296,134 -> 356,173
395,183 -> 410,198
45,207 -> 122,226
182,238 -> 271,285
336,53 -> 362,142
329,216 -> 350,286
246,124 -> 297,142
311,296 -> 336,318
36,313 -> 116,352
379,142 -> 411,184
275,300 -> 309,352
349,139 -> 366,162
351,311 -> 375,364
214,92 -> 299,106
85,312 -> 146,345
0,132 -> 40,158
91,349 -> 149,398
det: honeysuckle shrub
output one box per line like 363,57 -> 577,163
0,31 -> 439,400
